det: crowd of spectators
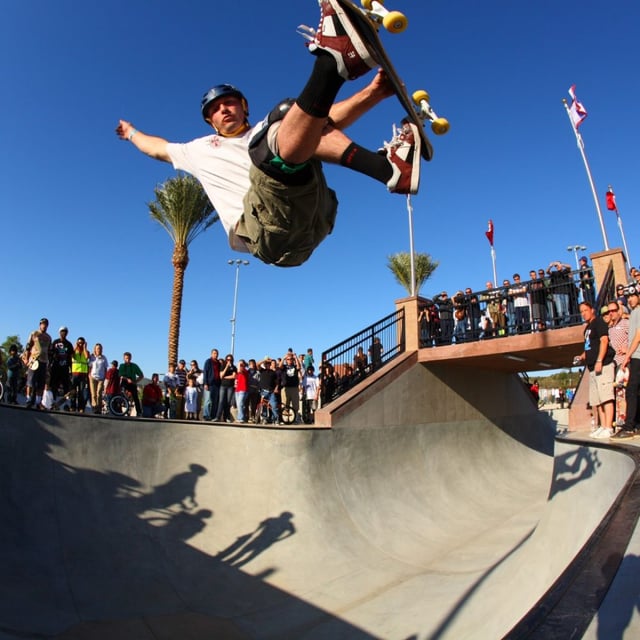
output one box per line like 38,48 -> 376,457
418,258 -> 595,347
8,260 -> 640,421
2,326 -> 321,425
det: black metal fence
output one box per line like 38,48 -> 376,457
418,267 -> 601,347
320,309 -> 405,404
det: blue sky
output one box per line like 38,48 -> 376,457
1,0 -> 638,376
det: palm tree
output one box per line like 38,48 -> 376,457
148,173 -> 218,366
387,251 -> 439,297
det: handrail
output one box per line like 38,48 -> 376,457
320,309 -> 405,404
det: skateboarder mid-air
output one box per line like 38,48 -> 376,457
116,0 -> 420,267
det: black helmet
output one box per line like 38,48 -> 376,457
201,84 -> 248,122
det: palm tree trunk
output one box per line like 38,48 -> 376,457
168,245 -> 188,366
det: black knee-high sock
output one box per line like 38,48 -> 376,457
296,53 -> 345,118
340,143 -> 393,184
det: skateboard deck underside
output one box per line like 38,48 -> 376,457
336,0 -> 434,161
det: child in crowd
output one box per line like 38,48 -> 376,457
104,360 -> 121,407
184,377 -> 199,420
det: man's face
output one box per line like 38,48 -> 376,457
628,294 -> 640,310
206,96 -> 246,135
580,304 -> 595,322
211,350 -> 218,359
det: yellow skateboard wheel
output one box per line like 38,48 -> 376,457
412,89 -> 430,105
431,118 -> 450,135
361,0 -> 380,9
382,11 -> 408,33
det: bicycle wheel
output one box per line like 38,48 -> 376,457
109,394 -> 130,417
0,381 -> 4,403
280,404 -> 296,425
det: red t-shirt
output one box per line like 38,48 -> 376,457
234,369 -> 249,392
105,368 -> 121,395
142,382 -> 163,406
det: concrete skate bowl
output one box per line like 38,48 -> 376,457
0,361 -> 637,639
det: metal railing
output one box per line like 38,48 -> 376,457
418,267 -> 599,347
320,309 -> 405,404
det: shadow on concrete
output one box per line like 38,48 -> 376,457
548,446 -> 603,499
593,552 -> 640,639
0,406 -> 376,640
214,512 -> 296,568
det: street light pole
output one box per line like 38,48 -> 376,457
228,259 -> 249,357
567,245 -> 587,271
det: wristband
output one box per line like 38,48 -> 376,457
128,128 -> 138,141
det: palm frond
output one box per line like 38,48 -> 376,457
387,252 -> 439,296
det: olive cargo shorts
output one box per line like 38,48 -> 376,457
235,161 -> 338,267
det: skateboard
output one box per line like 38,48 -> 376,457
614,366 -> 628,428
336,0 -> 449,161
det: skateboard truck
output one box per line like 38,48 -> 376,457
412,90 -> 450,135
360,0 -> 408,33
298,0 -> 407,42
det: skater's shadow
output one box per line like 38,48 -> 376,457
549,447 -> 602,499
215,511 -> 296,568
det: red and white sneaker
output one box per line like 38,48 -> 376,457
299,0 -> 377,80
385,122 -> 421,194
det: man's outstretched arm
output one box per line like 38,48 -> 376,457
115,119 -> 171,162
328,69 -> 394,130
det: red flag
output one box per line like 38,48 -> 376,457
606,187 -> 618,212
485,219 -> 494,247
568,85 -> 588,129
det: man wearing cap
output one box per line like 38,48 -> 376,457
24,318 -> 52,408
50,326 -> 74,399
576,302 -> 616,438
614,286 -> 640,438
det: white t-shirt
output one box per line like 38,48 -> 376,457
166,118 -> 267,252
302,374 -> 320,400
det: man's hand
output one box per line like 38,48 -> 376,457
115,120 -> 171,162
368,68 -> 394,101
115,120 -> 135,141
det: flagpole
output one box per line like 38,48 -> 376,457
562,98 -> 610,251
491,246 -> 497,287
406,195 -> 416,296
609,185 -> 632,268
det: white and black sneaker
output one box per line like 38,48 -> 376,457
385,122 -> 421,194
299,0 -> 377,80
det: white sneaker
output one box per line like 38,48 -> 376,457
589,426 -> 604,438
302,0 -> 377,80
385,122 -> 421,194
592,428 -> 613,439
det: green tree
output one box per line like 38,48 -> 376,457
387,251 -> 439,297
148,174 -> 218,367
